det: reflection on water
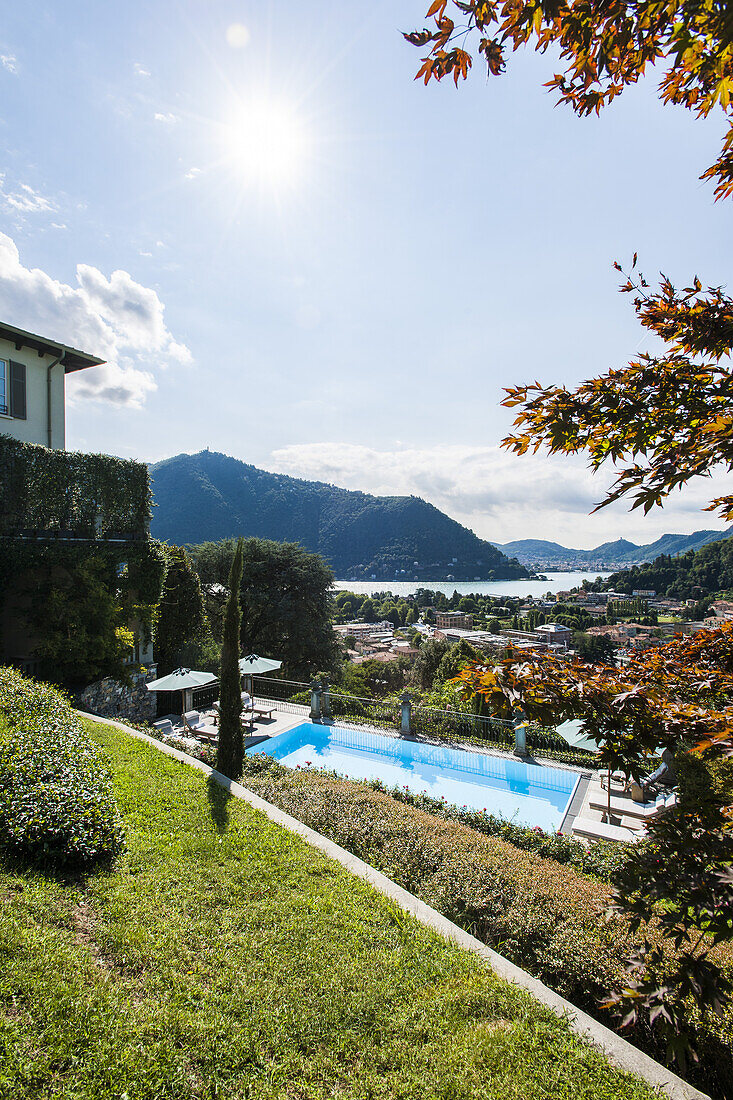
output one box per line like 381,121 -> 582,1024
250,722 -> 579,831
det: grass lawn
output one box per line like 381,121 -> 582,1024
0,720 -> 658,1100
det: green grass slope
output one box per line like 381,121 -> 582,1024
149,450 -> 528,580
0,718 -> 655,1100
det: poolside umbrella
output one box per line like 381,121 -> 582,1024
555,719 -> 600,754
146,667 -> 217,716
237,655 -> 282,706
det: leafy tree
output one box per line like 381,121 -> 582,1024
411,638 -> 450,690
193,538 -> 341,680
22,554 -> 134,688
406,2 -> 733,201
406,0 -> 733,1063
488,617 -> 502,634
405,606 -> 418,625
455,627 -> 733,1063
573,631 -> 615,665
360,598 -> 377,623
216,539 -> 244,781
337,658 -> 408,697
154,546 -> 207,675
435,638 -> 486,684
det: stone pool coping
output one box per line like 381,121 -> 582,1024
79,710 -> 710,1100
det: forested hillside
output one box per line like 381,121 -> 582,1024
606,538 -> 733,599
149,451 -> 527,581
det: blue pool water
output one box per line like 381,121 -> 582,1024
249,722 -> 580,831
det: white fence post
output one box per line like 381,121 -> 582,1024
321,677 -> 332,719
513,706 -> 529,757
401,691 -> 412,736
309,680 -> 322,722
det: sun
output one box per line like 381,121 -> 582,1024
225,98 -> 308,190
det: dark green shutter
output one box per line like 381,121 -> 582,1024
9,360 -> 26,419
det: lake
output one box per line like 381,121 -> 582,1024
334,571 -> 612,599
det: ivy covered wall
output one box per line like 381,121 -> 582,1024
0,435 -> 165,688
0,434 -> 151,538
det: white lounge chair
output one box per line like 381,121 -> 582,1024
153,718 -> 175,737
182,711 -> 218,741
572,816 -> 638,843
588,792 -> 673,820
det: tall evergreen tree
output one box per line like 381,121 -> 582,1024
155,546 -> 207,675
216,538 -> 244,780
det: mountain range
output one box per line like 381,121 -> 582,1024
148,451 -> 529,581
492,529 -> 733,569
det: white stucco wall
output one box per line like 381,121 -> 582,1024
0,336 -> 67,448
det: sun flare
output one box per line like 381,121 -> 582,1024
225,98 -> 308,190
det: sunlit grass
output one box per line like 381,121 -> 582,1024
0,720 -> 656,1099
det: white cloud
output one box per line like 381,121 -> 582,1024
269,442 -> 732,548
226,23 -> 251,48
1,53 -> 17,74
50,222 -> 67,231
134,63 -> 150,77
0,232 -> 191,407
185,167 -> 201,180
154,111 -> 178,124
0,180 -> 56,215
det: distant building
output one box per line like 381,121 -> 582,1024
534,623 -> 573,646
632,589 -> 656,598
434,627 -> 505,648
334,621 -> 394,638
435,610 -> 473,630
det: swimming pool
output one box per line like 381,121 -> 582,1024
248,722 -> 580,831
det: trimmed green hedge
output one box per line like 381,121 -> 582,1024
0,434 -> 150,538
0,668 -> 124,868
364,779 -> 631,880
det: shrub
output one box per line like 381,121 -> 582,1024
364,781 -> 631,881
0,668 -> 125,869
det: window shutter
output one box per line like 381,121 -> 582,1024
9,360 -> 26,420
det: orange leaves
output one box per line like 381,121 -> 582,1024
405,2 -> 733,202
415,47 -> 473,86
497,263 -> 733,521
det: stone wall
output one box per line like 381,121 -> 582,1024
78,665 -> 158,723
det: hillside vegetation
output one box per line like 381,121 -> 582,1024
149,451 -> 527,581
606,537 -> 733,599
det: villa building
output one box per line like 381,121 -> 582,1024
0,321 -> 104,449
0,321 -> 159,685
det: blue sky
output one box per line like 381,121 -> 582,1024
0,1 -> 731,547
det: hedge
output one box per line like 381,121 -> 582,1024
0,668 -> 125,869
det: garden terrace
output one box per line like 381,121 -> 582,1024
0,434 -> 151,540
0,711 -> 660,1100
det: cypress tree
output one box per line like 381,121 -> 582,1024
216,538 -> 244,780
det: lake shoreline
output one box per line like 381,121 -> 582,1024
334,571 -> 613,599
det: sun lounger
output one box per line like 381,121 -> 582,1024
153,719 -> 175,737
182,711 -> 218,740
245,704 -> 276,720
571,816 -> 638,843
588,792 -> 673,819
